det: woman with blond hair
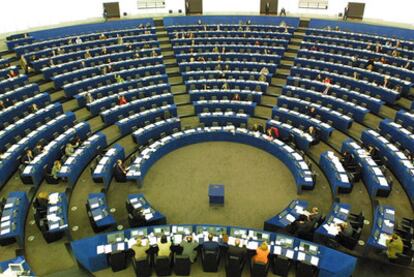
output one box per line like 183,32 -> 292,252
253,242 -> 270,264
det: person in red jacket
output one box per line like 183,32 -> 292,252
7,70 -> 18,78
267,127 -> 280,139
118,95 -> 127,105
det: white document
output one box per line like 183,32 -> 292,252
285,249 -> 294,259
97,245 -> 105,254
297,252 -> 306,261
310,256 -> 319,266
273,246 -> 282,255
286,213 -> 296,223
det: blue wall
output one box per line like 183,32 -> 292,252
163,15 -> 300,27
309,19 -> 414,41
30,18 -> 154,41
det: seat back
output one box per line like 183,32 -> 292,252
174,255 -> 191,276
226,255 -> 242,277
133,258 -> 151,277
202,249 -> 220,272
296,262 -> 317,277
251,262 -> 268,277
271,255 -> 290,276
155,256 -> 171,276
108,251 -> 127,272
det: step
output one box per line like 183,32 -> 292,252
280,60 -> 294,67
163,58 -> 177,66
272,77 -> 287,86
171,84 -> 186,94
168,76 -> 183,85
267,86 -> 282,96
166,67 -> 180,75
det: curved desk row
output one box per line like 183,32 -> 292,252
87,83 -> 170,116
189,88 -> 262,103
63,65 -> 166,98
366,205 -> 395,253
193,99 -> 256,115
264,199 -> 309,232
395,110 -> 414,130
132,118 -> 181,145
341,139 -> 391,197
179,60 -> 277,74
295,57 -> 411,94
266,119 -> 314,152
75,74 -> 168,107
297,49 -> 414,85
171,37 -> 289,48
277,95 -> 353,132
286,76 -> 384,115
0,66 -> 18,81
92,144 -> 125,190
19,33 -> 158,59
0,256 -> 33,276
282,85 -> 368,123
0,83 -> 39,107
58,131 -> 107,187
15,26 -> 155,55
379,119 -> 414,154
37,43 -> 160,72
300,41 -> 410,73
272,106 -> 334,142
0,74 -> 28,94
127,126 -> 314,193
21,114 -> 85,186
0,192 -> 29,247
173,44 -> 285,55
315,202 -> 351,241
87,193 -> 116,233
0,92 -> 50,128
290,66 -> 400,105
116,104 -> 177,136
176,52 -> 281,65
182,69 -> 273,84
0,103 -> 62,151
0,112 -> 75,188
186,78 -> 268,92
101,93 -> 174,125
71,223 -> 357,276
42,192 -> 69,243
126,194 -> 167,227
361,129 -> 414,207
166,23 -> 295,32
319,151 -> 352,196
52,56 -> 163,88
199,112 -> 249,128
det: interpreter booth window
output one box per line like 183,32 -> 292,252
299,0 -> 329,9
137,0 -> 166,9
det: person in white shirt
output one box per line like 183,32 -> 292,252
75,37 -> 83,44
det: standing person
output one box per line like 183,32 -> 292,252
343,6 -> 349,21
103,9 -> 108,22
265,2 -> 270,15
185,0 -> 190,15
279,7 -> 286,16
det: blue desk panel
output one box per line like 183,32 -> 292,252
92,144 -> 125,190
319,151 -> 353,196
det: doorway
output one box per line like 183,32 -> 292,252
103,2 -> 121,19
186,0 -> 203,15
260,0 -> 278,15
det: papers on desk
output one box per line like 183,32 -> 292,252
323,223 -> 339,236
104,244 -> 112,253
49,193 -> 59,205
97,245 -> 105,254
285,213 -> 296,223
378,177 -> 389,187
310,256 -> 319,266
144,213 -> 153,220
1,215 -> 11,222
47,214 -> 61,222
340,174 -> 349,183
339,208 -> 349,214
48,205 -> 59,213
1,227 -> 11,235
396,152 -> 406,160
297,251 -> 306,261
366,159 -> 376,166
247,241 -> 259,250
299,161 -> 308,170
378,233 -> 389,246
94,214 -> 103,221
385,209 -> 395,215
285,249 -> 294,259
117,243 -> 125,251
372,167 -> 382,175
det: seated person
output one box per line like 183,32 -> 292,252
227,238 -> 247,263
29,103 -> 38,113
307,126 -> 320,145
7,70 -> 18,78
157,235 -> 172,257
0,100 -> 5,110
50,160 -> 62,182
132,239 -> 150,261
266,127 -> 280,139
336,222 -> 354,238
341,151 -> 354,166
33,143 -> 44,156
258,73 -> 267,82
308,207 -> 321,222
115,74 -> 125,83
307,106 -> 317,117
180,236 -> 199,263
21,149 -> 34,165
65,143 -> 75,156
292,215 -> 316,239
253,242 -> 269,264
253,123 -> 264,133
34,191 -> 49,218
232,93 -> 240,101
385,233 -> 403,260
114,159 -> 127,182
118,95 -> 128,105
203,233 -> 220,252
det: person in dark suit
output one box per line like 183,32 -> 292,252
33,143 -> 44,156
265,2 -> 270,15
114,159 -> 127,182
307,126 -> 320,145
203,233 -> 219,251
307,106 -> 317,117
340,151 -> 354,167
293,215 -> 316,239
227,238 -> 247,262
336,222 -> 353,238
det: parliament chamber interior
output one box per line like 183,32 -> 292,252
1,0 -> 414,276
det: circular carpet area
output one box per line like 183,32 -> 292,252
136,141 -> 299,229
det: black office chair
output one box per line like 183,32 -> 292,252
337,227 -> 362,250
225,254 -> 244,277
174,255 -> 191,276
201,249 -> 220,272
271,255 -> 291,277
295,262 -> 318,277
108,251 -> 128,272
154,256 -> 171,276
132,257 -> 151,277
250,261 -> 269,277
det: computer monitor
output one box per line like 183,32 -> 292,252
130,228 -> 147,238
275,234 -> 294,248
153,225 -> 170,236
289,200 -> 297,209
107,231 -> 125,244
8,262 -> 24,273
230,228 -> 247,238
196,225 -> 225,236
299,241 -> 318,255
172,225 -> 192,235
